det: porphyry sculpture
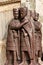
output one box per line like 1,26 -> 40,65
5,8 -> 28,65
5,7 -> 42,65
32,10 -> 42,64
19,7 -> 35,65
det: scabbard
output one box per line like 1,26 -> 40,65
18,30 -> 21,60
30,31 -> 36,60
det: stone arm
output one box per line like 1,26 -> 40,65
9,21 -> 28,30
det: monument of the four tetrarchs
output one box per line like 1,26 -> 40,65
5,7 -> 42,65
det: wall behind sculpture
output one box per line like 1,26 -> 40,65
21,0 -> 35,10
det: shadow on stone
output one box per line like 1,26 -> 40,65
41,53 -> 43,61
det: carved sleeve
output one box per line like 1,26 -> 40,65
8,18 -> 28,30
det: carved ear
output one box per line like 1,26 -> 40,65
37,13 -> 39,17
13,8 -> 15,14
34,10 -> 36,13
13,8 -> 16,13
13,8 -> 19,11
13,8 -> 14,12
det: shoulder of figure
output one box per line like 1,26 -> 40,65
9,18 -> 20,26
36,21 -> 41,26
8,18 -> 14,25
38,21 -> 42,28
9,19 -> 18,25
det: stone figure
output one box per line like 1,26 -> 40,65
5,7 -> 42,65
32,10 -> 42,63
6,8 -> 28,65
19,7 -> 37,65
